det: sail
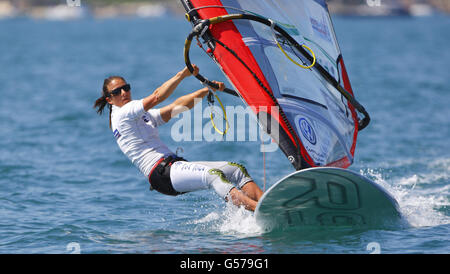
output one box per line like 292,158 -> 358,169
181,0 -> 367,170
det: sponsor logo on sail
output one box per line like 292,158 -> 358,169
299,118 -> 316,145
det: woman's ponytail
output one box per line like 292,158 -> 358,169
93,95 -> 108,115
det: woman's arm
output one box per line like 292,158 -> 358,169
142,65 -> 199,111
160,81 -> 225,123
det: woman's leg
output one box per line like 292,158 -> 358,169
170,161 -> 263,211
194,161 -> 264,204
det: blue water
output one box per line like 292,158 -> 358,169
0,15 -> 449,254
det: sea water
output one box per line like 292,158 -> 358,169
0,15 -> 449,254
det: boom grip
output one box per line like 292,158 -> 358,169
184,25 -> 239,97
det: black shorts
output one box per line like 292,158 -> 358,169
148,155 -> 187,196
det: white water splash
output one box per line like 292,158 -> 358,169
360,163 -> 450,228
217,202 -> 264,236
192,202 -> 264,237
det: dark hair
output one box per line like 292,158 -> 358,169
93,76 -> 126,129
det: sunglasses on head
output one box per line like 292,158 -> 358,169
108,84 -> 131,97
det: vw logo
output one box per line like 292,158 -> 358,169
299,118 -> 316,145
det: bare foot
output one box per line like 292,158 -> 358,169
241,181 -> 264,202
228,188 -> 258,211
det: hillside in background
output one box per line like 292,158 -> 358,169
1,0 -> 449,19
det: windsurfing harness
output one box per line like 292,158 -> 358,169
180,0 -> 370,170
149,155 -> 187,196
